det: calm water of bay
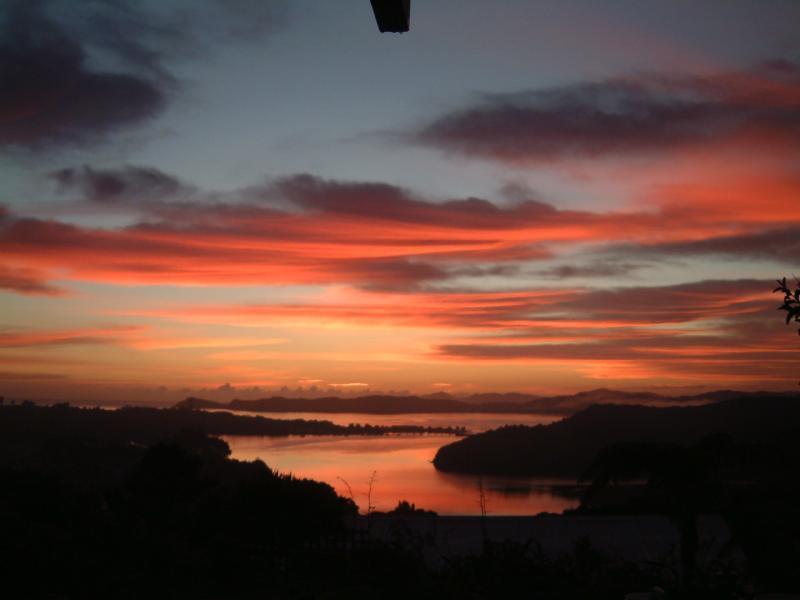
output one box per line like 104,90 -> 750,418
223,412 -> 580,516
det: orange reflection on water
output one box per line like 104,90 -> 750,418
224,434 -> 579,516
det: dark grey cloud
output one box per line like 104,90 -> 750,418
619,226 -> 800,265
51,165 -> 187,203
271,173 -> 558,228
413,61 -> 800,162
535,262 -> 645,280
0,1 -> 165,150
559,278 -> 771,324
59,0 -> 287,78
336,258 -> 450,291
0,0 -> 286,151
434,279 -> 798,381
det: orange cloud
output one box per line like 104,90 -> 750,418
2,170 -> 795,294
0,264 -> 66,296
115,278 -> 799,387
0,325 -> 143,348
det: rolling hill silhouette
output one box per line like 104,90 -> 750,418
433,393 -> 800,477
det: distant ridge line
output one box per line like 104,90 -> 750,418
173,388 -> 792,416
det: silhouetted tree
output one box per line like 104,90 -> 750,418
774,276 -> 800,334
579,434 -> 789,592
371,500 -> 437,517
578,438 -> 744,588
581,444 -> 695,586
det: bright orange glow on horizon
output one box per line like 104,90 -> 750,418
2,19 -> 799,403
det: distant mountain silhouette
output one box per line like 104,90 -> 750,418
460,391 -> 543,405
176,394 -> 474,414
173,388 -> 785,416
433,392 -> 800,477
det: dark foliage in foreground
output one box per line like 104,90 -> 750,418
0,403 -> 796,598
0,455 -> 715,599
575,434 -> 800,592
0,429 -> 356,599
0,406 -> 669,600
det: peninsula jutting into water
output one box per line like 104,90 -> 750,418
433,392 -> 800,476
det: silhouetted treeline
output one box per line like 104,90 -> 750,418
433,393 -> 800,477
0,403 -> 463,492
371,499 -> 438,517
0,402 -> 463,451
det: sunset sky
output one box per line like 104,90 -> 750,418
1,0 -> 798,403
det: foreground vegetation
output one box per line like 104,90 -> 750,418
1,400 -> 797,597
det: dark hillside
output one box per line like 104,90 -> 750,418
433,394 -> 800,477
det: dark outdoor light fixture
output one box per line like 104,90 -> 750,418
370,0 -> 410,32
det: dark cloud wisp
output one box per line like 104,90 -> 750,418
0,1 -> 166,150
0,0 -> 286,151
51,165 -> 187,204
0,1 -> 168,150
413,62 -> 800,163
618,226 -> 800,265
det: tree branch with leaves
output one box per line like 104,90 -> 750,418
774,277 -> 800,335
